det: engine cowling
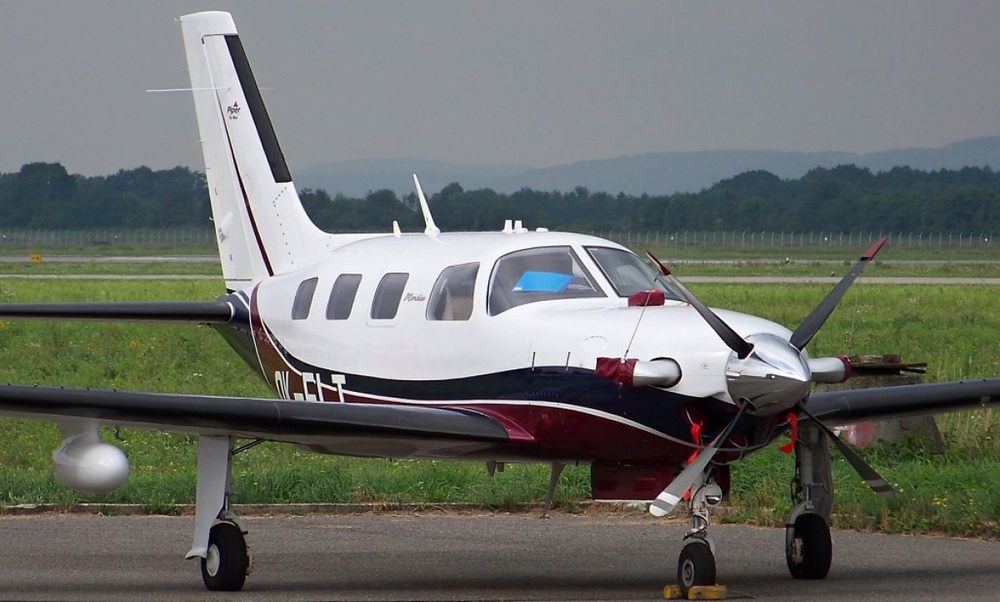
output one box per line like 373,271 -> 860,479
53,431 -> 130,494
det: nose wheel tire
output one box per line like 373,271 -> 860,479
786,513 -> 832,580
201,521 -> 250,591
677,540 -> 716,598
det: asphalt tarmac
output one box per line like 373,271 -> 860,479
1,512 -> 998,601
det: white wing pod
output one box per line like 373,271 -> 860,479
53,431 -> 130,494
807,356 -> 851,384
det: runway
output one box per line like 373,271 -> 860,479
1,512 -> 997,601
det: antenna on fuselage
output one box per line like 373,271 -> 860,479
412,174 -> 440,237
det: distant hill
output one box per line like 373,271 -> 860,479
294,136 -> 1000,197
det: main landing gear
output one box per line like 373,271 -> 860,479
785,422 -> 834,580
187,435 -> 254,592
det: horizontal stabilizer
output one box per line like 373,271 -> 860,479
0,301 -> 235,323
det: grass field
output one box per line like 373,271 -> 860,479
0,261 -> 220,277
0,256 -> 998,538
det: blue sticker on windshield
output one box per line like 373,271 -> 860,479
512,271 -> 573,292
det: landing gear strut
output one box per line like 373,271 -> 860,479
786,422 -> 834,580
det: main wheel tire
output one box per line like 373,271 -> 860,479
201,521 -> 250,591
677,540 -> 716,598
786,513 -> 832,580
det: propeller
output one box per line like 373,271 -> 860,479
646,251 -> 754,359
645,240 -> 893,516
789,237 -> 887,350
797,403 -> 893,498
650,403 -> 749,516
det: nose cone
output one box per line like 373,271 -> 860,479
726,333 -> 811,415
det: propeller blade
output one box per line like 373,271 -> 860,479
798,405 -> 894,498
645,251 -> 754,360
789,238 -> 887,351
650,404 -> 749,517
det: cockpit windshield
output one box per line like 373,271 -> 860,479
585,247 -> 684,300
488,246 -> 603,315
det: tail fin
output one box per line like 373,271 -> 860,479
180,12 -> 330,290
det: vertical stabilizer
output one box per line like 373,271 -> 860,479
180,11 -> 328,290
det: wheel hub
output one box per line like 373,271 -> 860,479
204,543 -> 221,577
788,536 -> 804,565
680,559 -> 696,586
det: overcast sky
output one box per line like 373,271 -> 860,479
1,1 -> 998,177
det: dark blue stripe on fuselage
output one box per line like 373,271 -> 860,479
212,316 -> 789,449
213,290 -> 793,453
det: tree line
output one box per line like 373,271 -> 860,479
1,162 -> 997,234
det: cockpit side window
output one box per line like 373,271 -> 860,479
370,272 -> 409,320
427,263 -> 479,321
585,246 -> 683,300
291,277 -> 319,320
488,246 -> 603,316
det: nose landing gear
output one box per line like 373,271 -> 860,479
667,475 -> 727,599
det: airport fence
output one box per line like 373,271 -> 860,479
586,230 -> 996,249
0,228 -> 993,250
0,229 -> 216,248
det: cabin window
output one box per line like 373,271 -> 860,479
488,246 -> 602,316
326,273 -> 362,320
291,277 -> 319,320
586,247 -> 683,300
427,263 -> 479,321
371,272 -> 409,320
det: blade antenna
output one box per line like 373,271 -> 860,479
646,251 -> 754,360
412,174 -> 440,237
789,238 -> 887,351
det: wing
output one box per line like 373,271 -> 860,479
807,378 -> 1000,424
0,384 -> 509,458
0,298 -> 512,457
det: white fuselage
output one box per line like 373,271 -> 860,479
248,229 -> 792,405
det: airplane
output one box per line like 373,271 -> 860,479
1,9 -> 999,596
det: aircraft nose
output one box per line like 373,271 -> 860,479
725,333 -> 811,415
